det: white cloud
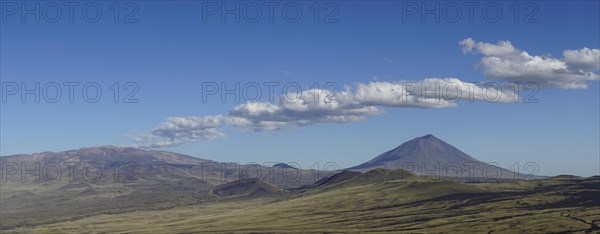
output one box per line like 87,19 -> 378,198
225,116 -> 288,131
227,79 -> 518,131
459,38 -> 600,89
354,78 -> 518,108
563,48 -> 600,71
353,81 -> 454,108
131,78 -> 523,147
228,88 -> 384,131
133,115 -> 226,148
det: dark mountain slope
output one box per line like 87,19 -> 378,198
348,134 -> 533,181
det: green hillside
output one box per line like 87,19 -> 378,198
7,169 -> 599,233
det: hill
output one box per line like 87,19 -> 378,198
10,169 -> 598,233
347,134 -> 534,181
211,178 -> 287,198
0,146 -> 328,229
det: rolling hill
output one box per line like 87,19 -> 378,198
211,178 -> 287,198
6,168 -> 598,233
0,146 -> 328,229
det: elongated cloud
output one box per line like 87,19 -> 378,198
459,38 -> 600,89
227,78 -> 519,132
227,88 -> 383,131
132,78 -> 519,147
133,116 -> 226,148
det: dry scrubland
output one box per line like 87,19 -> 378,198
4,169 -> 599,233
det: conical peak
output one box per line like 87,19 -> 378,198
400,134 -> 440,147
390,134 -> 450,154
418,134 -> 437,140
413,134 -> 444,145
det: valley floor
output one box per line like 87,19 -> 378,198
5,175 -> 600,233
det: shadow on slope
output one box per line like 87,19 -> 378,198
211,178 -> 288,198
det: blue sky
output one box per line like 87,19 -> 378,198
1,1 -> 599,176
